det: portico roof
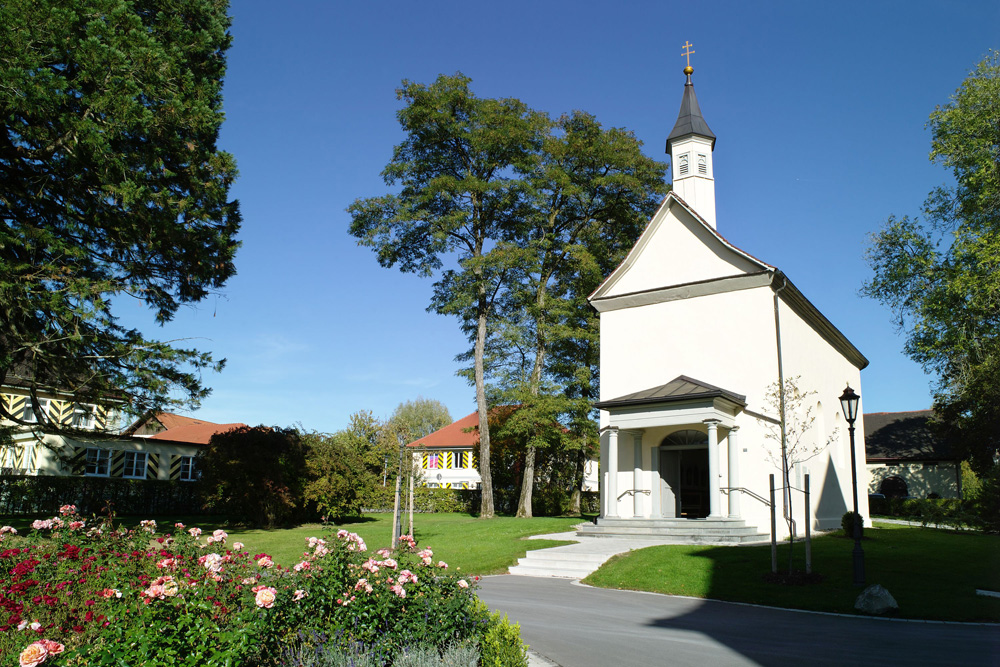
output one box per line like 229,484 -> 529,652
595,375 -> 746,411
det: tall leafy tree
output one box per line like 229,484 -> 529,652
493,111 -> 667,517
348,74 -> 547,518
863,51 -> 999,473
391,396 -> 452,440
0,0 -> 241,426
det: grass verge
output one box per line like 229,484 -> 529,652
1,512 -> 581,576
583,522 -> 1000,622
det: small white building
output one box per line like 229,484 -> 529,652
587,65 -> 870,540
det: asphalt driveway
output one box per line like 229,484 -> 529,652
476,576 -> 1000,667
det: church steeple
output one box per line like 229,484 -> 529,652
666,44 -> 718,228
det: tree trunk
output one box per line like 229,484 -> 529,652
475,289 -> 495,519
569,447 -> 585,515
516,446 -> 535,517
516,279 -> 549,518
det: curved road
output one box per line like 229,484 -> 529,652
477,576 -> 1000,667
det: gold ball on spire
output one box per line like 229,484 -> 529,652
684,65 -> 694,75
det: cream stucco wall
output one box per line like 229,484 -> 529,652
3,432 -> 200,480
595,203 -> 869,538
867,462 -> 960,499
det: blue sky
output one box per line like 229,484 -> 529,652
118,0 -> 999,432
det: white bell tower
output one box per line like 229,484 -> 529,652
666,43 -> 717,228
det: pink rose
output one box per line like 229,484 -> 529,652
39,640 -> 63,656
233,541 -> 245,551
390,583 -> 406,598
188,527 -> 202,537
1,526 -> 18,535
293,589 -> 308,601
255,586 -> 277,608
437,561 -> 448,569
69,521 -> 85,530
256,555 -> 274,569
19,641 -> 48,667
458,579 -> 469,589
212,529 -> 228,542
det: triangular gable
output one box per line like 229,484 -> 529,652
590,192 -> 772,301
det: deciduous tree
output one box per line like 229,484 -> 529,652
349,74 -> 547,518
863,51 -> 999,473
0,0 -> 241,427
495,111 -> 666,517
391,397 -> 452,440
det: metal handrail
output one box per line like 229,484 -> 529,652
617,489 -> 651,501
721,486 -> 772,508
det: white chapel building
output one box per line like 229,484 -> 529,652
586,65 -> 870,541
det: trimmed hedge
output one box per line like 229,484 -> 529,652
0,475 -> 203,516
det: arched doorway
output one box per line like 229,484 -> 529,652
659,430 -> 710,518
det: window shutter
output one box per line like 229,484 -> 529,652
70,447 -> 87,476
110,450 -> 125,477
146,453 -> 160,480
51,400 -> 73,425
169,455 -> 182,481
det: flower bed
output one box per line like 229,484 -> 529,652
0,506 -> 526,666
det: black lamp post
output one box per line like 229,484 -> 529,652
839,384 -> 865,587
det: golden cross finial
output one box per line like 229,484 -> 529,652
682,41 -> 695,68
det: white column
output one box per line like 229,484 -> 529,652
704,419 -> 722,518
650,446 -> 661,518
727,426 -> 741,519
606,427 -> 619,518
628,430 -> 644,518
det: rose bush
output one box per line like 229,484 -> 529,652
0,508 -> 519,666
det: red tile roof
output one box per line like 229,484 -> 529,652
407,412 -> 480,449
149,422 -> 248,445
155,413 -> 216,430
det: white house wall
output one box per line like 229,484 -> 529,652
10,434 -> 200,480
600,201 -> 762,298
599,281 -> 868,537
867,462 -> 960,499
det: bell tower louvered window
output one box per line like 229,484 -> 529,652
698,154 -> 707,175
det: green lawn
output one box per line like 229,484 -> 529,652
1,512 -> 580,576
222,513 -> 580,574
583,522 -> 1000,622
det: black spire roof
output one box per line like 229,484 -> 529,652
666,69 -> 716,156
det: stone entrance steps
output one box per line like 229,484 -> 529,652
577,517 -> 770,544
509,548 -> 611,579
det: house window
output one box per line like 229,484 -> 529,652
678,153 -> 689,176
85,448 -> 111,477
122,451 -> 148,479
426,452 -> 439,469
21,398 -> 50,423
72,405 -> 95,429
179,456 -> 199,482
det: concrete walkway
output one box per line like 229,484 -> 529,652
510,528 -> 736,579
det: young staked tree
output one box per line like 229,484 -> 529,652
492,111 -> 667,517
757,377 -> 837,573
0,0 -> 241,427
863,51 -> 1000,474
349,74 -> 547,518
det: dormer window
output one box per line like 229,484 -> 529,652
698,154 -> 707,175
678,153 -> 689,176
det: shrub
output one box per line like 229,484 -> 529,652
0,506 -> 499,666
477,603 -> 528,667
841,511 -> 864,538
968,464 -> 1000,533
199,425 -> 310,527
